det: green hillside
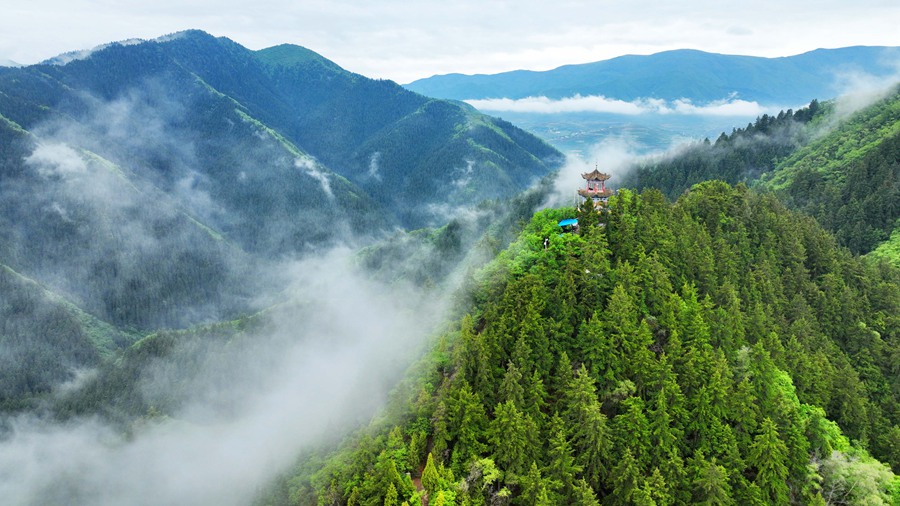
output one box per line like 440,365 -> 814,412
759,88 -> 900,256
267,183 -> 900,505
0,263 -> 133,411
627,87 -> 900,261
625,100 -> 823,199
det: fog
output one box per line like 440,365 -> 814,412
0,78 -> 463,505
541,137 -> 644,209
0,250 -> 448,506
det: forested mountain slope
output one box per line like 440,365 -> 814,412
759,88 -> 900,256
0,30 -> 562,234
0,30 -> 562,405
270,183 -> 900,505
627,87 -> 900,260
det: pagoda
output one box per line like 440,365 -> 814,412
577,167 -> 613,207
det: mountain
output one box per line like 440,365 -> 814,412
268,184 -> 900,505
0,30 -> 561,404
405,47 -> 900,105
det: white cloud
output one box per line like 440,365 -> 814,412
829,62 -> 900,119
367,151 -> 382,181
467,94 -> 773,117
0,250 -> 448,506
542,137 -> 645,209
26,143 -> 89,177
295,156 -> 333,198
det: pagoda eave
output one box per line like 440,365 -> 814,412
578,189 -> 613,198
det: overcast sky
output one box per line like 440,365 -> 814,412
2,0 -> 899,83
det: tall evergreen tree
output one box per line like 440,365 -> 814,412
747,417 -> 790,504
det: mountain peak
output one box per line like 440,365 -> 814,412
254,43 -> 344,72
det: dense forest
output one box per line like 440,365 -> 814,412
265,183 -> 900,505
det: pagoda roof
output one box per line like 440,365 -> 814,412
581,169 -> 611,181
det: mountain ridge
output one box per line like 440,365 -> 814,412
405,46 -> 900,105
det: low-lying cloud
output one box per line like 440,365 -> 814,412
466,93 -> 776,117
0,250 -> 447,506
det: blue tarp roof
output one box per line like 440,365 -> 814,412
558,218 -> 578,227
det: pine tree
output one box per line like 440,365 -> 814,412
562,366 -> 611,487
499,361 -> 525,408
384,483 -> 398,506
422,452 -> 440,499
612,396 -> 651,469
572,478 -> 600,506
544,414 -> 581,501
747,417 -> 790,504
691,458 -> 734,505
408,430 -> 426,472
489,401 -> 533,477
609,448 -> 641,506
448,381 -> 488,472
517,462 -> 550,506
522,369 -> 547,424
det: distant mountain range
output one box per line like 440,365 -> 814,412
405,47 -> 900,106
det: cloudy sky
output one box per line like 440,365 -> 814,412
2,0 -> 899,83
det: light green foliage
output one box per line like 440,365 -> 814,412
422,453 -> 440,498
816,450 -> 898,506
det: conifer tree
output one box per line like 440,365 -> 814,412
489,400 -> 533,477
562,366 -> 611,486
499,361 -> 525,408
612,396 -> 651,469
422,452 -> 440,499
691,458 -> 733,505
544,414 -> 581,501
572,478 -> 600,506
609,447 -> 642,506
748,417 -> 790,504
522,370 -> 548,424
517,462 -> 551,506
448,381 -> 488,472
384,483 -> 398,506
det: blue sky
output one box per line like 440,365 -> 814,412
2,0 -> 899,83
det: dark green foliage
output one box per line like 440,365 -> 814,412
0,31 -> 563,415
0,264 -> 124,409
272,183 -> 900,505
